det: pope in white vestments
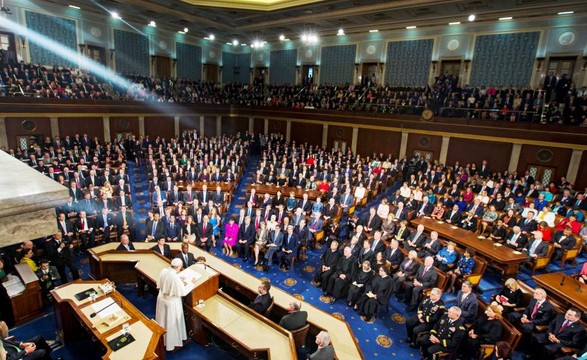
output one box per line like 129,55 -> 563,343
156,258 -> 192,351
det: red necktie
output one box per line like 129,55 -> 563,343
531,301 -> 540,319
203,224 -> 206,233
558,320 -> 569,333
81,219 -> 85,229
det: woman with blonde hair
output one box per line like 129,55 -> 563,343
491,278 -> 522,315
462,303 -> 504,359
253,221 -> 269,266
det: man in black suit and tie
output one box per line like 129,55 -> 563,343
151,237 -> 171,259
551,228 -> 577,263
76,211 -> 96,249
175,243 -> 195,268
370,231 -> 386,254
238,216 -> 255,261
279,225 -> 299,270
146,213 -> 165,242
279,300 -> 308,331
115,206 -> 135,240
522,232 -> 549,266
197,215 -> 214,251
95,207 -> 114,243
415,197 -> 433,217
116,234 -> 135,251
392,202 -> 408,222
250,280 -> 272,314
455,281 -> 478,324
509,288 -> 555,335
504,226 -> 528,251
385,239 -> 404,271
115,190 -> 132,209
168,185 -> 182,206
56,213 -> 74,242
518,212 -> 538,234
165,215 -> 181,242
46,232 -> 80,283
529,307 -> 586,359
363,207 -> 382,234
405,224 -> 427,252
404,256 -> 438,311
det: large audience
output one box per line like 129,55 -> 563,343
2,60 -> 587,125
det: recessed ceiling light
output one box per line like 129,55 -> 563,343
369,29 -> 379,33
558,11 -> 574,15
148,21 -> 156,27
279,34 -> 285,41
337,28 -> 345,36
183,27 -> 189,33
209,34 -> 215,40
178,31 -> 186,34
498,17 -> 513,21
110,11 -> 121,19
449,22 -> 461,25
406,26 -> 416,29
68,5 -> 80,10
232,39 -> 239,46
468,14 -> 476,22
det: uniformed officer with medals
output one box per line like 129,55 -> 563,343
417,305 -> 467,359
406,287 -> 445,346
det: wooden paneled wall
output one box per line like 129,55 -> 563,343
446,138 -> 512,173
5,117 -> 51,150
356,128 -> 401,157
290,122 -> 322,146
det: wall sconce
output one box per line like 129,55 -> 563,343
78,44 -> 86,52
110,49 -> 115,61
20,37 -> 26,49
431,61 -> 438,72
379,63 -> 384,72
355,63 -> 360,72
536,57 -> 545,72
151,55 -> 156,65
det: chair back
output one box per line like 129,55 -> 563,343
290,323 -> 310,349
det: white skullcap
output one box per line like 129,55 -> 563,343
171,258 -> 183,268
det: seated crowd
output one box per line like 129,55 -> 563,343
3,61 -> 587,125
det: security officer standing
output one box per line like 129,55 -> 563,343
406,287 -> 445,347
417,306 -> 466,360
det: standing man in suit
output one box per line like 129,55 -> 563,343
238,216 -> 255,261
250,280 -> 272,314
146,213 -> 165,242
165,215 -> 181,242
279,300 -> 308,331
339,187 -> 354,214
56,213 -> 74,242
404,256 -> 438,311
279,225 -> 299,270
529,307 -> 586,359
197,215 -> 214,251
115,205 -> 135,240
95,207 -> 114,243
116,234 -> 135,251
76,211 -> 96,249
175,243 -> 195,268
263,224 -> 284,271
509,288 -> 555,335
455,281 -> 478,324
46,232 -> 80,283
151,237 -> 171,259
36,258 -> 61,302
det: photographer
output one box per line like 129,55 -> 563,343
45,232 -> 79,284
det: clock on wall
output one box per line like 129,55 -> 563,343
558,31 -> 576,46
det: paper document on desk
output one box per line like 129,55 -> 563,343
2,275 -> 25,297
92,297 -> 121,318
179,268 -> 202,286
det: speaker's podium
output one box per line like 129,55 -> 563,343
51,279 -> 166,360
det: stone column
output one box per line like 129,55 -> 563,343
322,124 -> 328,148
50,117 -> 60,139
199,116 -> 205,137
439,136 -> 450,165
264,118 -> 269,135
508,144 -> 522,173
139,116 -> 145,137
0,117 -> 8,149
286,120 -> 291,142
216,116 -> 222,137
566,149 -> 584,184
399,132 -> 409,159
351,127 -> 359,154
248,117 -> 254,133
102,116 -> 110,143
174,115 -> 180,138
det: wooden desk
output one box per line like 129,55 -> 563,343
533,273 -> 587,314
90,242 -> 364,360
190,292 -> 296,359
1,263 -> 44,325
51,279 -> 165,360
246,184 -> 323,201
176,181 -> 235,193
411,217 -> 528,279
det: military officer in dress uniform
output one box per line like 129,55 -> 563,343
417,306 -> 467,360
405,287 -> 445,346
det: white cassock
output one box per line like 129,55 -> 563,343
156,267 -> 191,351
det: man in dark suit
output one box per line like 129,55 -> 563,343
46,232 -> 80,283
339,188 -> 354,213
115,206 -> 135,240
522,232 -> 549,265
298,193 -> 312,214
455,281 -> 478,324
183,185 -> 196,205
76,211 -> 96,249
279,225 -> 299,270
404,224 -> 427,252
418,232 -> 443,258
36,258 -> 61,302
443,204 -> 463,225
116,234 -> 135,251
415,197 -> 433,217
168,185 -> 182,206
150,237 -> 171,259
114,191 -> 132,209
165,215 -> 181,242
385,239 -> 404,271
198,184 -> 211,205
404,256 -> 438,311
529,307 -> 586,359
279,300 -> 308,331
518,212 -> 538,234
417,305 -> 467,360
237,216 -> 255,261
504,226 -> 528,251
95,207 -> 114,243
392,202 -> 408,222
509,288 -> 555,335
56,213 -> 75,242
250,280 -> 272,314
145,213 -> 165,242
197,215 -> 214,251
362,207 -> 382,234
369,231 -> 386,254
551,228 -> 577,263
460,212 -> 478,232
1,335 -> 52,360
175,243 -> 195,268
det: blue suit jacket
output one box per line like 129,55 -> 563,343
456,290 -> 478,324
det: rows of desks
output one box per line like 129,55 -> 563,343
411,217 -> 529,280
89,242 -> 364,360
533,272 -> 587,314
